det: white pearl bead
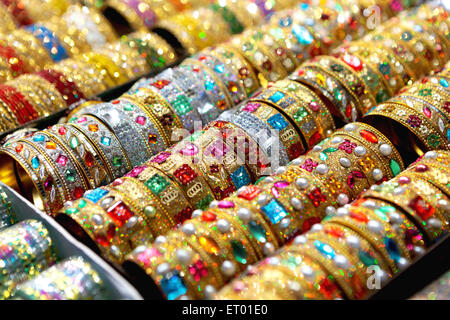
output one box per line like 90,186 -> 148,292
268,257 -> 281,265
110,245 -> 121,257
423,151 -> 437,159
413,246 -> 425,256
263,242 -> 275,255
427,218 -> 442,230
295,177 -> 309,189
388,212 -> 402,224
438,199 -> 450,212
311,224 -> 323,232
92,214 -> 104,225
293,235 -> 307,245
221,260 -> 236,276
316,164 -> 329,174
372,168 -> 383,181
339,157 -> 351,168
291,158 -> 303,166
176,249 -> 192,264
346,235 -> 360,249
154,235 -> 167,244
133,245 -> 147,254
181,223 -> 196,235
354,146 -> 367,156
217,219 -> 231,233
275,166 -> 287,175
204,285 -> 216,300
192,209 -> 203,218
331,137 -> 343,144
156,263 -> 170,275
257,194 -> 268,205
262,177 -> 274,184
291,198 -> 303,211
344,123 -> 356,131
393,187 -> 405,195
397,257 -> 409,271
325,206 -> 336,215
126,216 -> 138,228
209,200 -> 219,208
238,208 -> 252,221
301,265 -> 314,278
362,200 -> 377,209
337,194 -> 349,205
336,207 -> 349,216
312,145 -> 322,152
334,255 -> 349,269
280,218 -> 291,229
367,220 -> 383,234
379,143 -> 392,156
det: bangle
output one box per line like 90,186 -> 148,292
210,3 -> 244,34
68,114 -> 133,179
14,256 -> 107,300
208,45 -> 260,97
25,24 -> 69,62
0,220 -> 56,299
104,0 -> 155,31
36,69 -> 85,106
78,52 -> 125,87
0,184 -> 15,230
0,84 -> 38,124
0,139 -> 67,214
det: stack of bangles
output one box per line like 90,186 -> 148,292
0,0 -> 432,214
0,218 -> 111,299
214,150 -> 449,300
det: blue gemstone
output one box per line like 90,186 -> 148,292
214,64 -> 225,74
279,17 -> 292,27
268,91 -> 285,103
261,199 -> 288,224
267,113 -> 289,131
292,25 -> 314,45
204,81 -> 215,91
384,237 -> 401,262
84,188 -> 109,204
230,166 -> 251,189
33,135 -> 45,142
440,78 -> 449,88
31,156 -> 40,169
101,136 -> 111,146
160,272 -> 187,300
447,129 -> 450,142
314,240 -> 336,259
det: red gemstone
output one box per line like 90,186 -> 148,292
238,185 -> 261,201
95,234 -> 109,246
112,100 -> 120,104
151,79 -> 170,89
360,130 -> 378,143
324,226 -> 345,238
85,152 -> 94,167
174,164 -> 198,185
415,164 -> 429,172
319,278 -> 339,299
341,53 -> 363,71
201,211 -> 217,222
15,144 -> 23,153
72,187 -> 84,199
408,196 -> 435,221
345,104 -> 352,119
44,176 -> 53,191
308,131 -> 322,147
423,106 -> 432,118
58,127 -> 67,135
302,217 -> 322,232
174,207 -> 193,225
349,209 -> 368,223
189,259 -> 208,282
106,201 -> 134,227
398,176 -> 411,184
309,101 -> 320,112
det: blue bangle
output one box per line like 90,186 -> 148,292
25,24 -> 69,62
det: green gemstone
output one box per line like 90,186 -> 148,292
66,169 -> 76,182
189,131 -> 204,141
124,104 -> 135,111
231,240 -> 248,264
65,207 -> 79,215
69,137 -> 78,149
358,250 -> 377,266
78,199 -> 87,209
172,95 -> 193,115
248,220 -> 267,243
319,152 -> 328,161
333,88 -> 342,101
293,107 -> 308,122
113,156 -> 122,167
144,174 -> 170,195
389,159 -> 401,176
196,195 -> 214,210
323,147 -> 338,153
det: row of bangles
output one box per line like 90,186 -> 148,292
0,0 -> 303,132
0,0 -> 448,300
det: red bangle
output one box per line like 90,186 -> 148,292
36,69 -> 86,106
1,0 -> 33,26
0,43 -> 29,76
0,84 -> 37,124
